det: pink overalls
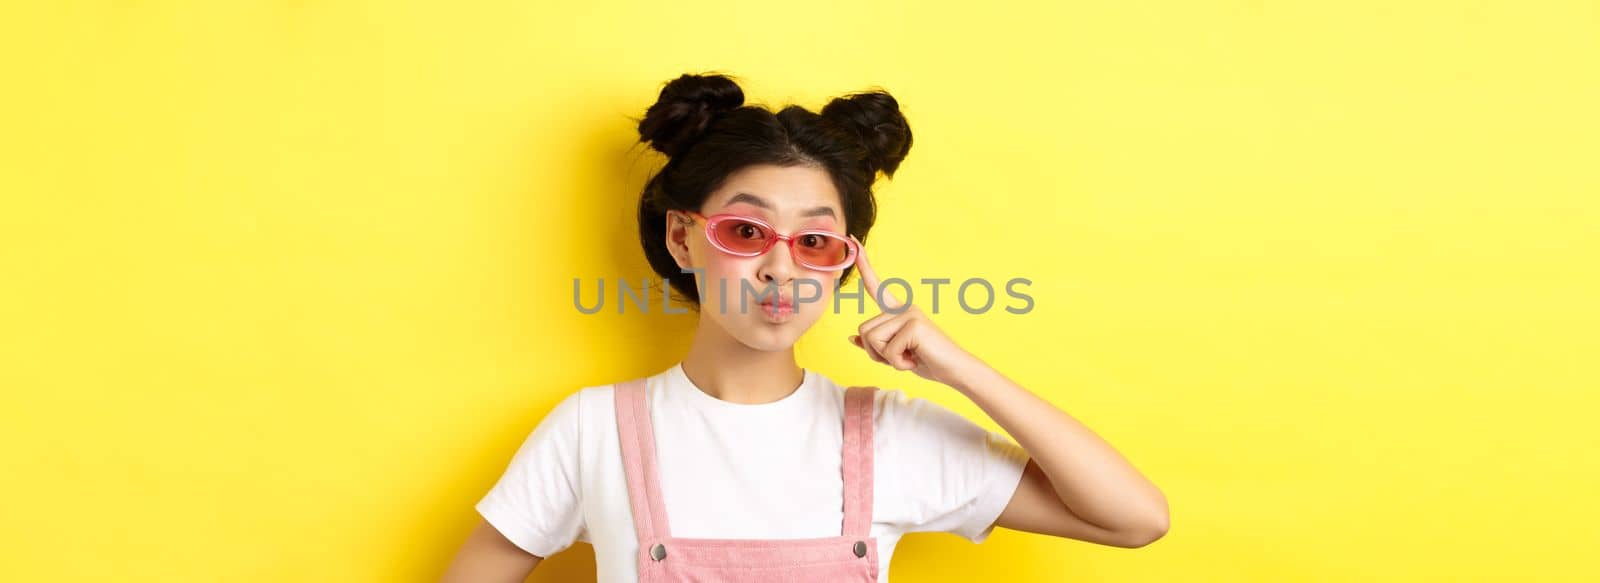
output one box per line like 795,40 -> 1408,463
612,377 -> 881,582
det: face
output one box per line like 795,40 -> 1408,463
665,164 -> 849,352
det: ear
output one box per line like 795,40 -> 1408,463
665,211 -> 694,270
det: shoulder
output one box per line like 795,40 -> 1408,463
813,373 -> 947,423
814,380 -> 976,447
862,385 -> 963,431
549,366 -> 681,429
562,382 -> 622,426
567,370 -> 662,409
524,381 -> 616,439
561,372 -> 664,429
862,386 -> 1022,464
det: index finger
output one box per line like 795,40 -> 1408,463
849,235 -> 905,311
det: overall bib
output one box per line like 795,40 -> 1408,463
612,377 -> 881,582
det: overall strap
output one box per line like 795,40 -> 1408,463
613,377 -> 673,542
840,385 -> 878,537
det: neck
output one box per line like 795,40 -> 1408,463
680,316 -> 804,405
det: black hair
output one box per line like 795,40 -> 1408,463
631,72 -> 913,309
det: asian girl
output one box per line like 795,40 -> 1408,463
442,73 -> 1168,582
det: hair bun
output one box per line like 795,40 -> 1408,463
637,73 -> 746,158
821,90 -> 913,178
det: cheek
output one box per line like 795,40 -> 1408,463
691,239 -> 735,275
704,253 -> 752,282
804,273 -> 837,300
697,253 -> 759,302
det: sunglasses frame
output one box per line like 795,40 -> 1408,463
676,210 -> 859,272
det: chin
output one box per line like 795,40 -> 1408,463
728,319 -> 816,352
734,329 -> 800,352
745,339 -> 795,352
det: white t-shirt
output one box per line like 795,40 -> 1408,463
475,362 -> 1030,582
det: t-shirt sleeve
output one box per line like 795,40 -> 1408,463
474,389 -> 587,558
875,388 -> 1031,544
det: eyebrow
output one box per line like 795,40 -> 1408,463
723,192 -> 838,220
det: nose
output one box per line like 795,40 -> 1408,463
756,239 -> 796,288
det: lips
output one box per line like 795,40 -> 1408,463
755,297 -> 793,312
759,297 -> 794,314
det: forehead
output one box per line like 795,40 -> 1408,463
703,165 -> 842,221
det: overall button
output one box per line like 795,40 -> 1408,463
853,540 -> 867,558
650,543 -> 667,561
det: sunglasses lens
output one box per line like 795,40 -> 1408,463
710,217 -> 773,254
794,232 -> 852,268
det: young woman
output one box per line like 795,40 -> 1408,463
442,73 -> 1168,582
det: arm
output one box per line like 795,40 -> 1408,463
454,390 -> 586,578
844,236 -> 1168,548
949,360 -> 1169,548
439,518 -> 543,582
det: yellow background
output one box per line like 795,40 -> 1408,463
3,1 -> 1596,581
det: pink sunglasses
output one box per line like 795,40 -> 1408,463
676,210 -> 859,271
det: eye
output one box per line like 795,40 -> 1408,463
799,234 -> 827,248
734,222 -> 764,239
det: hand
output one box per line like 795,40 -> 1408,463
846,234 -> 977,387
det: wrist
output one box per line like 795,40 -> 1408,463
944,349 -> 990,395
